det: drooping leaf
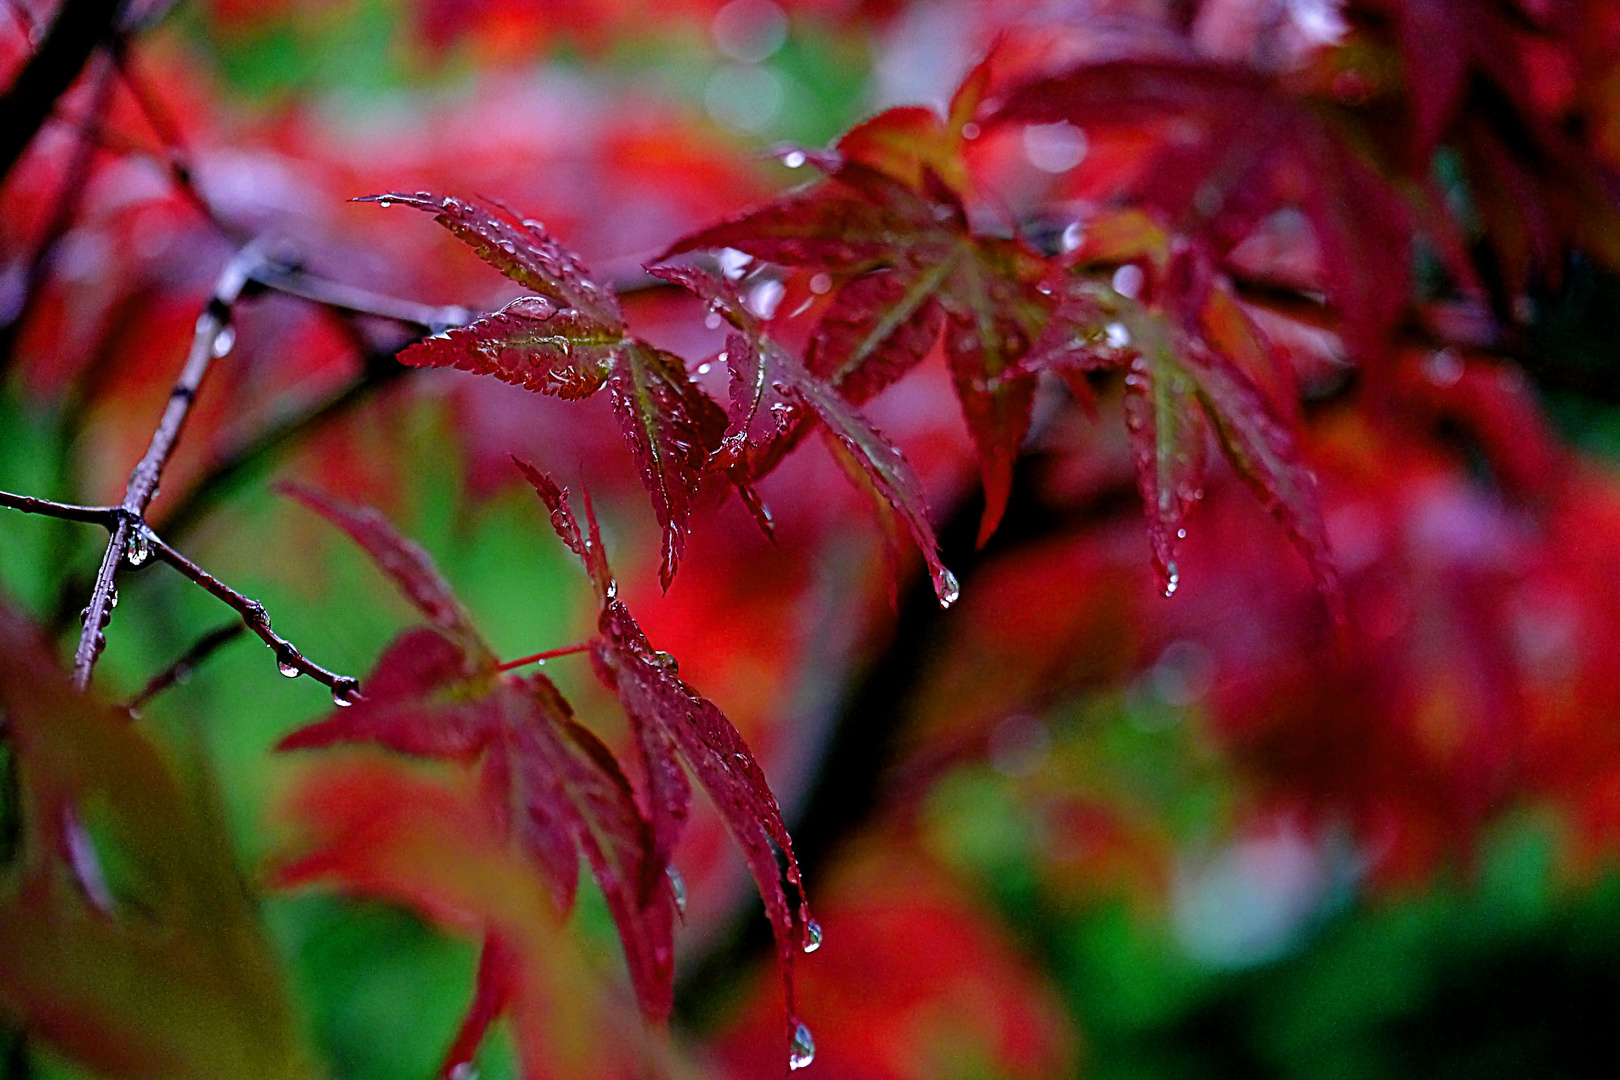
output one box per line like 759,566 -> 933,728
370,191 -> 726,589
516,463 -> 814,1061
665,145 -> 1054,545
276,499 -> 676,1021
647,264 -> 958,606
0,603 -> 312,1080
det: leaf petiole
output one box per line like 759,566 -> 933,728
495,643 -> 592,672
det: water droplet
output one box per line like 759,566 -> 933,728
377,198 -> 393,207
1112,263 -> 1144,299
934,567 -> 961,609
747,279 -> 785,320
667,865 -> 687,917
1163,562 -> 1180,598
782,150 -> 807,169
211,325 -> 236,358
605,580 -> 618,599
1176,527 -> 1187,539
498,241 -> 516,254
961,121 -> 981,140
809,272 -> 832,295
123,528 -> 153,568
697,362 -> 712,375
652,650 -> 679,674
108,588 -> 118,609
705,311 -> 723,330
803,919 -> 822,953
1423,347 -> 1464,387
1061,221 -> 1084,252
718,248 -> 752,279
789,1022 -> 816,1070
1105,322 -> 1131,348
278,660 -> 300,678
332,688 -> 356,707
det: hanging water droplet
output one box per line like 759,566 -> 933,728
652,650 -> 679,674
605,579 -> 618,599
123,528 -> 153,568
788,1022 -> 816,1070
782,150 -> 807,169
1112,263 -> 1145,299
718,248 -> 752,279
935,567 -> 961,609
108,588 -> 118,609
697,362 -> 712,375
210,325 -> 236,358
1061,221 -> 1084,252
377,197 -> 393,207
748,279 -> 785,320
803,919 -> 822,953
1163,562 -> 1180,598
332,688 -> 356,707
278,660 -> 300,678
667,865 -> 687,917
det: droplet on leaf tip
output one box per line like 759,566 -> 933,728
934,567 -> 961,609
803,919 -> 822,953
789,1022 -> 816,1070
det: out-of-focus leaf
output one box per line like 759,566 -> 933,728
272,752 -> 657,1080
0,603 -> 311,1080
517,464 -> 813,1061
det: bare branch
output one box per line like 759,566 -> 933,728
146,533 -> 360,704
124,622 -> 245,715
0,491 -> 118,526
71,242 -> 268,690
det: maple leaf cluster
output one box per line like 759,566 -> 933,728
5,1 -> 1620,1079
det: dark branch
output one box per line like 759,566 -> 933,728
146,534 -> 360,704
0,491 -> 118,526
70,242 -> 267,690
0,0 -> 122,184
124,622 -> 245,715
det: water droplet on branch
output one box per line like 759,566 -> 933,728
803,919 -> 822,953
788,1022 -> 816,1070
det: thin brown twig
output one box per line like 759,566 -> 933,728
0,491 -> 118,526
69,243 -> 268,690
145,533 -> 360,703
124,621 -> 245,715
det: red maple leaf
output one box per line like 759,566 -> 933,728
364,192 -> 727,590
